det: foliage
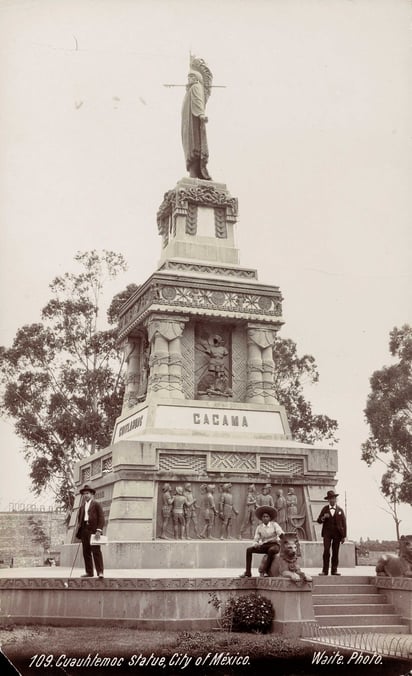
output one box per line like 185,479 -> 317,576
0,251 -> 127,510
208,591 -> 274,633
107,283 -> 139,325
174,630 -> 307,659
272,337 -> 338,445
27,517 -> 50,552
357,539 -> 398,552
1,626 -> 314,663
362,325 -> 412,507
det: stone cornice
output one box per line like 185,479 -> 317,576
118,273 -> 283,341
157,182 -> 238,237
0,576 -> 312,591
375,576 -> 412,590
158,260 -> 258,280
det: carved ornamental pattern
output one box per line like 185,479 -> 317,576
118,280 -> 282,340
0,577 -> 310,591
209,452 -> 257,472
102,455 -> 113,473
155,286 -> 282,316
231,327 -> 247,402
159,261 -> 257,280
157,183 -> 239,239
158,453 -> 207,473
260,457 -> 304,475
375,577 -> 412,591
91,459 -> 101,476
181,323 -> 195,398
81,466 -> 91,483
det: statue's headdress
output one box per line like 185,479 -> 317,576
190,55 -> 213,102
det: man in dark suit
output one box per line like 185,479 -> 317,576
317,489 -> 347,576
76,484 -> 105,579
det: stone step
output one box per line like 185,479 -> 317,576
316,625 -> 409,635
314,603 -> 395,616
312,583 -> 376,595
316,614 -> 406,627
313,575 -> 372,585
313,593 -> 385,605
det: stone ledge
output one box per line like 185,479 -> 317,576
375,576 -> 412,591
375,576 -> 412,632
58,540 -> 355,570
0,576 -> 312,591
0,575 -> 314,635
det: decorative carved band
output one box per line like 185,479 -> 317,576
159,261 -> 257,279
91,459 -> 101,477
209,452 -> 257,472
159,453 -> 207,473
118,279 -> 283,341
81,467 -> 91,483
260,457 -> 304,475
157,184 -> 238,238
215,208 -> 227,238
157,286 -> 281,315
0,576 -> 308,591
186,203 -> 197,235
102,456 -> 113,473
375,577 -> 412,590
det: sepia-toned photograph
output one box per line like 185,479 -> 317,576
0,1 -> 411,675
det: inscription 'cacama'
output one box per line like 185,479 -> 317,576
193,413 -> 248,428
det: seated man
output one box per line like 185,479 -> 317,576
240,506 -> 284,577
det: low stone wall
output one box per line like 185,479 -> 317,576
0,512 -> 66,568
58,540 -> 355,570
376,577 -> 412,632
0,576 -> 315,637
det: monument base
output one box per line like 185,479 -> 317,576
0,576 -> 315,637
58,540 -> 355,570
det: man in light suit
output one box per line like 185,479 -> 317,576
317,489 -> 347,576
75,484 -> 105,579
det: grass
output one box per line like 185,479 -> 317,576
0,625 -> 310,659
1,626 -> 410,676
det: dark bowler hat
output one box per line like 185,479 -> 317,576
255,505 -> 277,521
324,489 -> 339,500
79,484 -> 96,495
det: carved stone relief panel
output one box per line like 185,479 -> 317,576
232,325 -> 247,402
121,335 -> 149,409
155,477 -> 309,541
181,322 -> 195,399
194,323 -> 232,400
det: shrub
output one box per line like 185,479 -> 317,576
209,592 -> 274,633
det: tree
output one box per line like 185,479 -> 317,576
1,253 -> 338,510
272,337 -> 338,445
362,324 -> 412,507
0,251 -> 128,510
376,481 -> 402,541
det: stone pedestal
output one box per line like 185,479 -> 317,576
65,178 -> 340,567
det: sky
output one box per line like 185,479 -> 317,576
0,0 -> 411,540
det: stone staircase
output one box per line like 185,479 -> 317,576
312,575 -> 408,634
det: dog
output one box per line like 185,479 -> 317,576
376,535 -> 412,577
260,533 -> 312,583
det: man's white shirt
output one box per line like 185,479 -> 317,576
254,521 -> 283,545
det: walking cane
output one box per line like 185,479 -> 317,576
64,542 -> 81,588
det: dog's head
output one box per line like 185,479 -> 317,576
280,533 -> 299,559
399,535 -> 412,562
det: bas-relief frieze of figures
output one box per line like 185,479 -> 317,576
156,482 -> 308,540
